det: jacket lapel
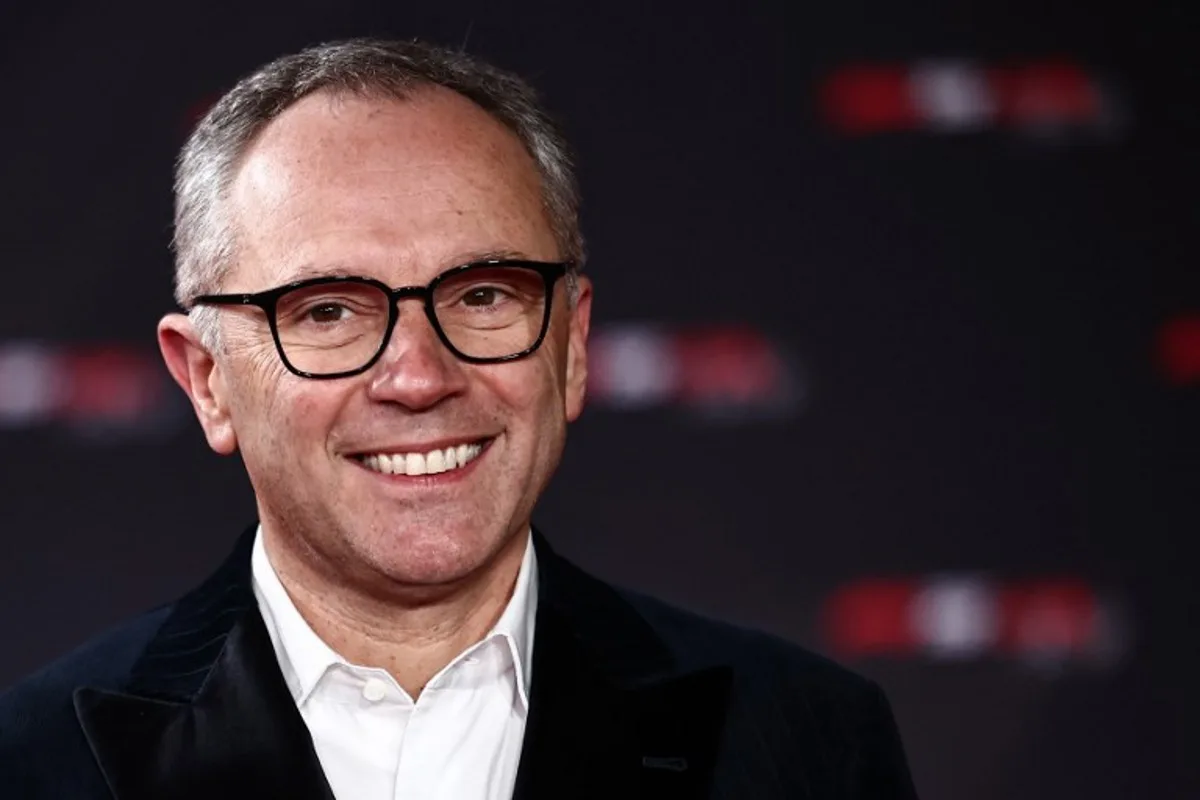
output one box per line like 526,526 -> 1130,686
513,532 -> 732,800
73,528 -> 333,800
72,526 -> 731,800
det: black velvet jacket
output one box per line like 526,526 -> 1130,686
0,527 -> 919,798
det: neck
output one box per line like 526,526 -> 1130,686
261,527 -> 529,698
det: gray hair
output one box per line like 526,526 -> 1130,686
173,38 -> 585,348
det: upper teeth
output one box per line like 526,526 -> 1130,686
361,442 -> 483,476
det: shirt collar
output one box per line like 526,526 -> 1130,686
251,526 -> 538,710
492,527 -> 538,708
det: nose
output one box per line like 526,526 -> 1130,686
366,299 -> 468,410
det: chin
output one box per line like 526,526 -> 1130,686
359,522 -> 510,587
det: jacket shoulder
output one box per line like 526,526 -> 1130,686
619,585 -> 916,796
0,605 -> 171,744
620,587 -> 873,692
618,588 -> 917,795
617,586 -> 901,746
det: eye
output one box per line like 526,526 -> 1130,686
462,286 -> 507,307
307,303 -> 351,323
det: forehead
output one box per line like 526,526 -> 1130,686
226,87 -> 555,287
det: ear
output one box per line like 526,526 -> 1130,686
563,275 -> 593,422
157,313 -> 238,455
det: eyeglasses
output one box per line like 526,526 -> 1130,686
190,259 -> 572,379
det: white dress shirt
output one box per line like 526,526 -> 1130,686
251,528 -> 538,800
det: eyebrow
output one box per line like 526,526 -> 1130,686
284,249 -> 534,282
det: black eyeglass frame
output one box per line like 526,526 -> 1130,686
190,258 -> 573,380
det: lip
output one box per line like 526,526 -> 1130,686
348,436 -> 495,485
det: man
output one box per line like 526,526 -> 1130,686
0,39 -> 918,799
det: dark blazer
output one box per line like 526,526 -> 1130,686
0,527 -> 919,799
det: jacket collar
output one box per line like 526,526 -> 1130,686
75,526 -> 731,800
512,531 -> 732,799
74,527 -> 336,800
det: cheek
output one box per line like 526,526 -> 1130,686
493,351 -> 565,417
238,347 -> 290,423
518,360 -> 570,471
229,350 -> 338,457
284,391 -> 338,441
469,357 -> 563,463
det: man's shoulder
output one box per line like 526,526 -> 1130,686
617,585 -> 885,707
0,604 -> 172,737
0,604 -> 173,793
605,586 -> 917,796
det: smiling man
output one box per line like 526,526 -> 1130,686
0,39 -> 918,799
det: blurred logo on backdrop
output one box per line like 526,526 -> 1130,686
0,325 -> 806,438
820,58 -> 1126,141
587,324 -> 806,421
1156,315 -> 1200,384
0,342 -> 183,438
821,574 -> 1131,674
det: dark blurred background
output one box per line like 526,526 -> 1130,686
1,1 -> 1195,797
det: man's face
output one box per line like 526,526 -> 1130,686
169,88 -> 590,589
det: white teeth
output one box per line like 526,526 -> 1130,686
360,441 -> 485,476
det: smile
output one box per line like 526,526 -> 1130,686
355,439 -> 489,476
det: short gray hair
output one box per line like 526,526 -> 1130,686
173,38 -> 585,347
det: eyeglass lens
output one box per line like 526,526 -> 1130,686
273,265 -> 549,375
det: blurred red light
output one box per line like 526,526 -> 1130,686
992,60 -> 1098,126
824,579 -> 919,656
998,579 -> 1097,656
59,348 -> 164,420
821,66 -> 917,134
672,328 -> 783,404
1156,316 -> 1200,384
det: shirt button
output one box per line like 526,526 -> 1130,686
362,677 -> 389,702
